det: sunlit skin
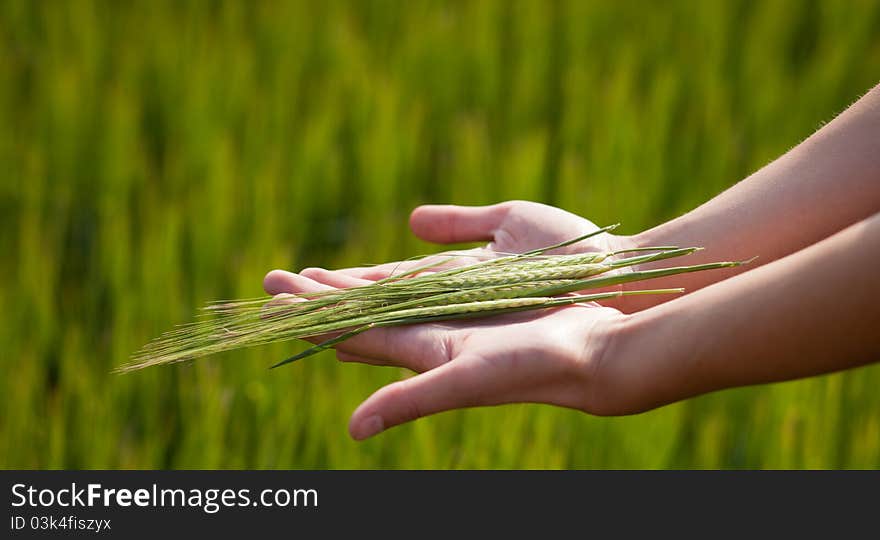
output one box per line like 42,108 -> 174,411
265,84 -> 880,440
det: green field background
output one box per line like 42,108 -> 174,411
2,0 -> 879,469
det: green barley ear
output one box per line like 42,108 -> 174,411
120,226 -> 750,373
270,288 -> 684,368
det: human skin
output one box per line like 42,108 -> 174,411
263,84 -> 880,440
292,84 -> 880,314
616,82 -> 880,311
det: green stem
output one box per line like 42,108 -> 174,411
270,288 -> 682,367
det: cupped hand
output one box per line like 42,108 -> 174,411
262,201 -> 638,439
263,266 -> 628,439
300,201 -> 630,281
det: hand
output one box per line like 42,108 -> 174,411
263,201 -> 635,439
297,201 -> 630,282
265,265 -> 628,439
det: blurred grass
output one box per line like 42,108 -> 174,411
2,0 -> 879,469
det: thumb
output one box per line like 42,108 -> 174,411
348,356 -> 502,440
409,203 -> 510,244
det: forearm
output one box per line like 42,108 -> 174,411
595,211 -> 880,415
616,83 -> 880,311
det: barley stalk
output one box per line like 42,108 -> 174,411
271,288 -> 686,367
120,225 -> 751,372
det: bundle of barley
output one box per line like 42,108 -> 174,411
121,224 -> 746,372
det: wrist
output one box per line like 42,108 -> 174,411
580,309 -> 687,416
596,233 -> 644,313
575,313 -> 642,415
607,228 -> 694,313
604,232 -> 639,257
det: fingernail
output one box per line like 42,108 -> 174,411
355,415 -> 384,440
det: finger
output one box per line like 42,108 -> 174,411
331,260 -> 433,280
409,203 -> 510,244
324,249 -> 487,281
300,267 -> 374,288
336,350 -> 383,365
331,323 -> 455,372
349,355 -> 506,440
263,269 -> 334,295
